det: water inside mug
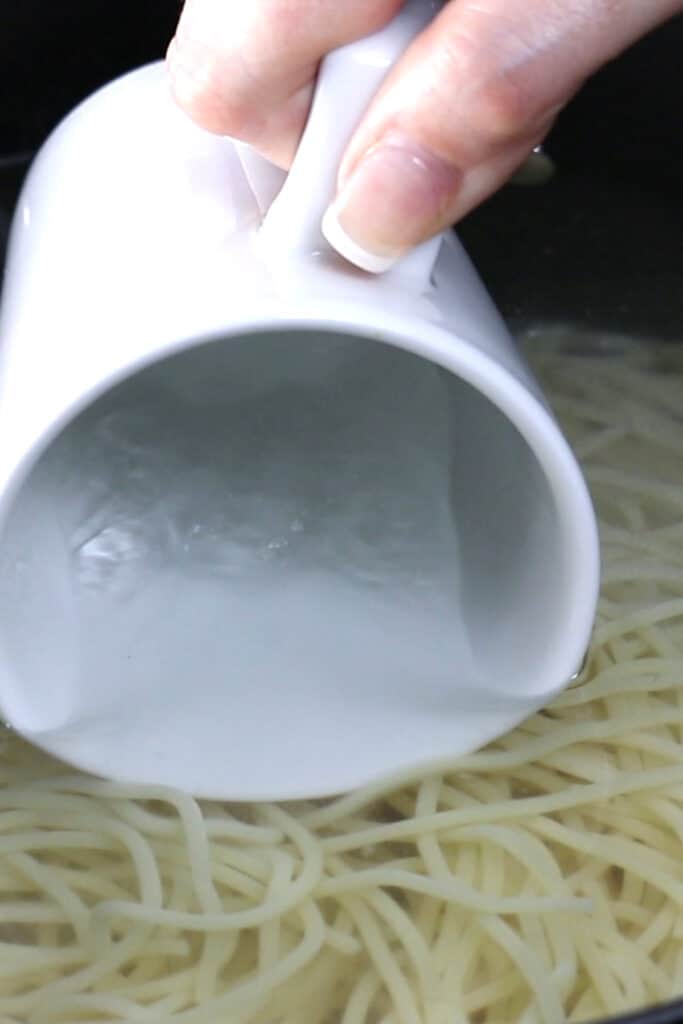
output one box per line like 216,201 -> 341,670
0,329 -> 561,793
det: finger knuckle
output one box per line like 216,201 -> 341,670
358,0 -> 406,35
468,68 -> 540,145
256,0 -> 404,55
255,0 -> 303,49
435,22 -> 551,152
168,45 -> 255,137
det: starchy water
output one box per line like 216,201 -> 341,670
0,334 -> 478,736
66,337 -> 460,599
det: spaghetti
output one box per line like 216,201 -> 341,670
0,332 -> 682,1023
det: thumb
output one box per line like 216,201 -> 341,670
322,0 -> 683,272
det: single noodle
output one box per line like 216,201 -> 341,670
0,331 -> 682,1024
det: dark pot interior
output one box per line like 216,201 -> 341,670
1,4 -> 682,1022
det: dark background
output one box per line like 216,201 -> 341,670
1,1 -> 682,341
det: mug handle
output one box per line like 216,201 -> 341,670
239,0 -> 443,284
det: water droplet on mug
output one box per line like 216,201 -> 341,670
74,525 -> 149,592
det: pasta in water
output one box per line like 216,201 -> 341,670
1,331 -> 683,1024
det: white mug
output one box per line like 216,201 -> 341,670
0,0 -> 599,799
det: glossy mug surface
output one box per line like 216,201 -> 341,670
0,2 -> 599,798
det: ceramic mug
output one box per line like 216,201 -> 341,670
0,0 -> 599,799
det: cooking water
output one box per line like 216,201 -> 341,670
33,337 -> 475,736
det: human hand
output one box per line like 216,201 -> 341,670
167,0 -> 683,271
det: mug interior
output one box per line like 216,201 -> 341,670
0,329 -> 572,795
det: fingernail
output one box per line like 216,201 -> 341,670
322,134 -> 462,273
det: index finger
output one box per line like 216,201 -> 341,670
167,0 -> 404,167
